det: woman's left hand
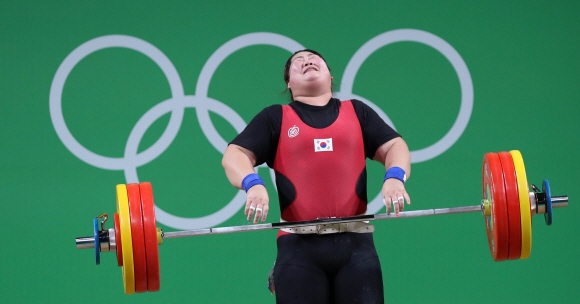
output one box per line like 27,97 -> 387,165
382,179 -> 411,215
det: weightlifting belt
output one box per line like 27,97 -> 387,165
280,221 -> 374,234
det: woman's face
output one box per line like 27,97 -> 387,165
286,51 -> 332,94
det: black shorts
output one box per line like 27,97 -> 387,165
273,232 -> 384,304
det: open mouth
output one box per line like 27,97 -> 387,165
303,66 -> 318,74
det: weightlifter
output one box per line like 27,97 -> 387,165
222,49 -> 412,304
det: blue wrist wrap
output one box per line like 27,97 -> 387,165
241,173 -> 265,192
384,166 -> 406,184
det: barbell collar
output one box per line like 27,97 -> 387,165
75,228 -> 116,251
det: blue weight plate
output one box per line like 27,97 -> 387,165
94,218 -> 100,265
543,180 -> 553,225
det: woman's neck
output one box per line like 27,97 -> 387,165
293,92 -> 333,106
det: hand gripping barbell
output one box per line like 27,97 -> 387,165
75,150 -> 569,294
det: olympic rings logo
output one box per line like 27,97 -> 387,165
49,29 -> 473,230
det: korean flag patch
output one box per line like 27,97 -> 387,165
314,138 -> 333,152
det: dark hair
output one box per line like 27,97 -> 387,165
283,49 -> 333,101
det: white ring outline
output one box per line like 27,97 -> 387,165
50,29 -> 472,227
50,33 -> 304,229
337,29 -> 473,214
49,35 -> 185,170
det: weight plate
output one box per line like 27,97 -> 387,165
543,180 -> 553,225
94,218 -> 100,265
116,184 -> 135,294
140,182 -> 161,292
482,153 -> 509,261
127,183 -> 148,293
114,213 -> 123,267
509,150 -> 532,259
498,152 -> 522,260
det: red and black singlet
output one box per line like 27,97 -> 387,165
273,100 -> 367,226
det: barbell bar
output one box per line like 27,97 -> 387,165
74,150 -> 569,294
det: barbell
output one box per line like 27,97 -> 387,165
75,150 -> 569,294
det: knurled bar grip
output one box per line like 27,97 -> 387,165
76,207 -> 480,247
163,205 -> 483,239
162,198 -> 568,239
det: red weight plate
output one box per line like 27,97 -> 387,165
498,152 -> 522,260
140,182 -> 161,292
127,183 -> 148,293
482,153 -> 509,261
114,213 -> 123,267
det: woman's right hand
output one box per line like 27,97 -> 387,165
245,184 -> 269,224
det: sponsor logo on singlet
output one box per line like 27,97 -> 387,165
314,138 -> 333,152
288,125 -> 299,138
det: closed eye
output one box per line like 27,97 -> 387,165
292,53 -> 318,63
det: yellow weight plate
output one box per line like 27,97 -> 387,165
509,150 -> 532,259
116,184 -> 135,294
